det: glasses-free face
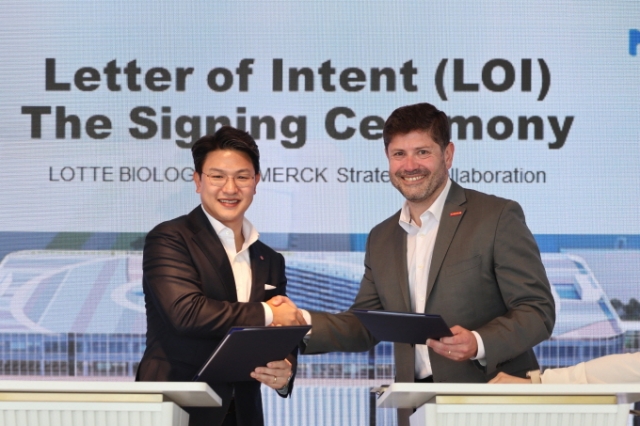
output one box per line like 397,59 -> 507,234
387,131 -> 454,214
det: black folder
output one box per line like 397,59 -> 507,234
193,325 -> 310,383
352,309 -> 452,344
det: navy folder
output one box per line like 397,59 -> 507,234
352,310 -> 452,344
193,325 -> 310,383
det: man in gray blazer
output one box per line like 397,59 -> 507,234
298,103 -> 556,426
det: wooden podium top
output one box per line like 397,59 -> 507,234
0,380 -> 221,407
376,383 -> 640,408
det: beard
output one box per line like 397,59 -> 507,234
390,166 -> 448,204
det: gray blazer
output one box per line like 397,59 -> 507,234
303,181 -> 555,426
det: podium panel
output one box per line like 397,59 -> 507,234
0,381 -> 220,426
377,383 -> 640,426
0,401 -> 188,426
411,396 -> 627,426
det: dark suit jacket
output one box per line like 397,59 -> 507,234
136,206 -> 295,426
303,181 -> 555,426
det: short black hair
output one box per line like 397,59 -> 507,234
382,103 -> 450,151
191,126 -> 260,175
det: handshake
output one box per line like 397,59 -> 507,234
266,296 -> 307,326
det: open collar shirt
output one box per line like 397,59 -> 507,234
201,206 -> 273,325
398,179 -> 484,379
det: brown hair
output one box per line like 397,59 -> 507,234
383,103 -> 450,151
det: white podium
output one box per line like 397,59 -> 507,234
377,383 -> 640,426
0,381 -> 220,426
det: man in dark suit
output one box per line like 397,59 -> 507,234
136,126 -> 305,426
295,103 -> 556,426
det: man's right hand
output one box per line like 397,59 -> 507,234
267,296 -> 306,326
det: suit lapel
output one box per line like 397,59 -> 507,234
390,219 -> 412,312
426,182 -> 467,300
188,207 -> 238,302
249,243 -> 268,302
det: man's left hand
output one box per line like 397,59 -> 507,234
250,358 -> 292,390
427,325 -> 478,361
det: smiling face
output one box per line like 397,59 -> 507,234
387,130 -> 454,217
194,149 -> 260,233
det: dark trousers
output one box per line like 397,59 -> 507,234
186,399 -> 237,426
221,400 -> 237,426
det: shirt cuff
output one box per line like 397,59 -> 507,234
470,330 -> 486,365
300,309 -> 312,329
276,371 -> 293,395
527,369 -> 542,384
262,302 -> 274,326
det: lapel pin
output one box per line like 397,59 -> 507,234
260,255 -> 264,260
449,211 -> 463,217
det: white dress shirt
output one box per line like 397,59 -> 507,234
201,206 -> 274,325
397,179 -> 485,379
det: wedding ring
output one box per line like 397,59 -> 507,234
273,376 -> 277,384
448,350 -> 451,355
